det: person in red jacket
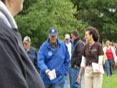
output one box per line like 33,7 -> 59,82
104,40 -> 116,77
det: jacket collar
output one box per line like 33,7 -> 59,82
47,38 -> 61,49
73,37 -> 80,45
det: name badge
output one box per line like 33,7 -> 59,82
48,51 -> 53,56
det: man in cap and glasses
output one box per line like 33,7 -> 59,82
64,34 -> 73,88
37,27 -> 70,88
23,36 -> 39,72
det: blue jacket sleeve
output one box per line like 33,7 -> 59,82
37,44 -> 48,72
64,44 -> 70,75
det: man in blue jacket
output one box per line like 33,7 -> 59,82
37,27 -> 70,88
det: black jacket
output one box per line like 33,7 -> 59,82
0,11 -> 45,88
71,38 -> 84,68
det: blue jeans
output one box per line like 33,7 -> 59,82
70,67 -> 83,88
105,60 -> 113,77
69,67 -> 73,88
63,67 -> 72,88
45,76 -> 65,88
63,75 -> 69,88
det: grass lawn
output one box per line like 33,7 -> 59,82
102,70 -> 117,88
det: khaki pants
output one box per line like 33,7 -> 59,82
84,66 -> 103,88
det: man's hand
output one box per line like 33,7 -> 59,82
45,69 -> 50,75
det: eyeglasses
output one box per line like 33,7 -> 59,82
65,39 -> 69,40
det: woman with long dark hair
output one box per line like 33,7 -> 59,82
77,26 -> 104,88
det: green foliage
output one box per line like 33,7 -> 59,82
15,0 -> 87,49
21,0 -> 38,14
71,0 -> 117,42
102,70 -> 117,88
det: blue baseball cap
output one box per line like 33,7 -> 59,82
49,27 -> 57,36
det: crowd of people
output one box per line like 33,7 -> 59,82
0,0 -> 116,88
23,27 -> 117,88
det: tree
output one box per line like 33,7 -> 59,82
71,0 -> 117,42
15,0 -> 87,49
20,0 -> 38,14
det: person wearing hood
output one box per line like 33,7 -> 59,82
0,0 -> 45,88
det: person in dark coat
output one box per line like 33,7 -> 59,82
23,36 -> 40,72
71,30 -> 84,88
0,0 -> 45,88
